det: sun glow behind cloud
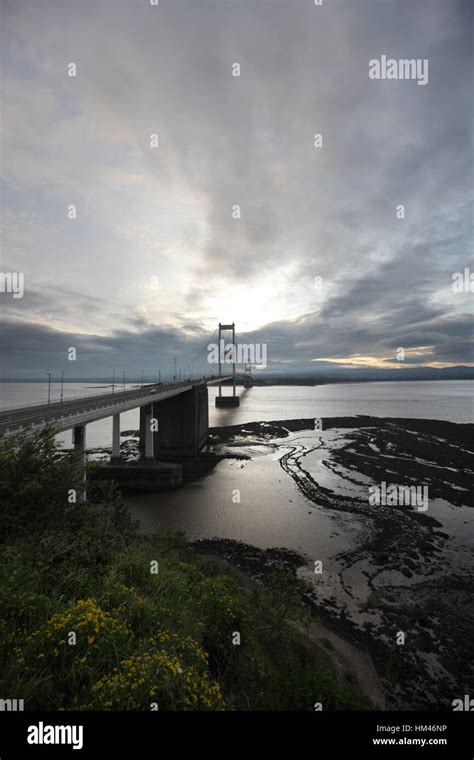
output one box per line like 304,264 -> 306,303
0,0 -> 472,374
312,352 -> 474,370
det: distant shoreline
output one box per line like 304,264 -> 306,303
1,373 -> 474,385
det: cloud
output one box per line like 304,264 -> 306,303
1,0 -> 472,374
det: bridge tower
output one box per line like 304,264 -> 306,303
215,322 -> 240,407
244,362 -> 253,388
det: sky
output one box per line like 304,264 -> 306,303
1,0 -> 473,379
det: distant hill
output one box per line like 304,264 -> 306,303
2,366 -> 474,384
251,366 -> 474,385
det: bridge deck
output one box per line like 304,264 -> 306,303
0,376 -> 234,438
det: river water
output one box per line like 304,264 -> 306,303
1,380 -> 472,450
1,381 -> 472,560
123,380 -> 473,634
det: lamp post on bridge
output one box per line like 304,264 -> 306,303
60,371 -> 64,403
122,371 -> 126,392
112,370 -> 116,394
46,372 -> 52,408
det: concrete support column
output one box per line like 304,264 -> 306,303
145,404 -> 154,461
139,404 -> 155,462
73,424 -> 86,454
112,413 -> 121,463
152,385 -> 208,458
73,424 -> 87,501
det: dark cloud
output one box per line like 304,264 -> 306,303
0,0 -> 472,375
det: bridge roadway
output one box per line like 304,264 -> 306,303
0,376 -> 234,438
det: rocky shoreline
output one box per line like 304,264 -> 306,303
194,416 -> 474,710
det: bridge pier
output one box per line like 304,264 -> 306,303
138,404 -> 157,461
73,423 -> 86,457
139,385 -> 208,460
215,395 -> 240,407
244,362 -> 253,388
73,424 -> 87,502
111,413 -> 121,463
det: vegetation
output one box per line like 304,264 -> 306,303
0,430 -> 372,710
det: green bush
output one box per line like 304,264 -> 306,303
0,431 -> 373,711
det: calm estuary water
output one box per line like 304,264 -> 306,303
124,380 -> 473,619
0,380 -> 472,449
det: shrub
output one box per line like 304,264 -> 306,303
0,431 -> 373,711
85,632 -> 223,710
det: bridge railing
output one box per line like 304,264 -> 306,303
0,386 -> 139,414
0,376 -> 224,417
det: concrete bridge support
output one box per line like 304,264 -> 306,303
93,402 -> 183,491
73,424 -> 86,458
138,404 -> 156,461
112,413 -> 121,463
73,424 -> 87,501
139,385 -> 209,460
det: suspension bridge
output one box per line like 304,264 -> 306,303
0,323 -> 253,490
